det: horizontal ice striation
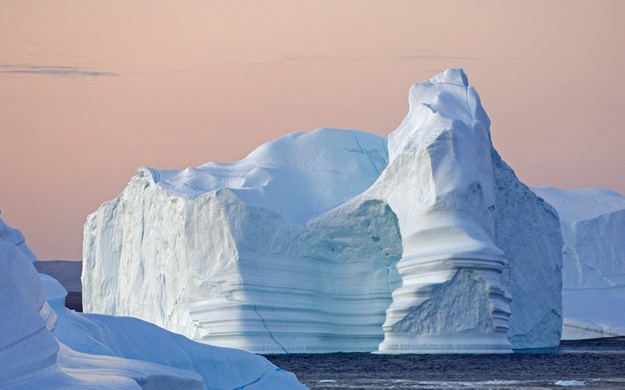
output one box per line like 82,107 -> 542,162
370,69 -> 562,352
532,187 -> 625,340
83,129 -> 402,353
370,69 -> 512,353
40,278 -> 305,390
186,193 -> 401,353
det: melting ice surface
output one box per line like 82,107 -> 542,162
84,69 -> 566,354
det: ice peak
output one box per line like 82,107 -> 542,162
429,68 -> 469,87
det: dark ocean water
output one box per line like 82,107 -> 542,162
265,339 -> 625,389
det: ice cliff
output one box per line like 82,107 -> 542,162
84,69 -> 563,353
533,187 -> 625,340
0,216 -> 305,389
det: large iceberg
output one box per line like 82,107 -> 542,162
83,69 -> 563,353
532,187 -> 625,340
0,216 -> 305,389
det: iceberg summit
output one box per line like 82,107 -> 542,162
84,69 -> 564,354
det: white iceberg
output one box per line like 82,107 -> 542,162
533,187 -> 625,340
83,69 -> 563,353
0,216 -> 305,389
369,69 -> 562,352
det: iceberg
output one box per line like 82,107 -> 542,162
83,69 -> 563,353
368,69 -> 562,352
0,216 -> 305,389
532,187 -> 625,340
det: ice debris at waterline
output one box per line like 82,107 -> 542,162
555,380 -> 586,387
532,187 -> 625,340
0,216 -> 305,389
84,68 -> 563,354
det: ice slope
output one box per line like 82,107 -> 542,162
84,129 -> 401,353
0,219 -> 203,389
41,276 -> 305,389
0,217 -> 305,389
367,69 -> 562,352
84,69 -> 562,354
532,187 -> 625,339
0,212 -> 37,262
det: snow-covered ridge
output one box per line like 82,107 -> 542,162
150,128 -> 388,224
84,68 -> 563,353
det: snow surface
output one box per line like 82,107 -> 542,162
533,187 -> 625,340
84,69 -> 562,353
0,216 -> 305,389
154,128 -> 388,224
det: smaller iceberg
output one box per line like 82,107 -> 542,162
555,380 -> 585,387
533,187 -> 625,340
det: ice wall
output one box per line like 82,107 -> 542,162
491,154 -> 562,349
532,187 -> 625,339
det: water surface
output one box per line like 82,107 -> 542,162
265,339 -> 625,389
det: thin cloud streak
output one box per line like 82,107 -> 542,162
247,53 -> 482,66
0,64 -> 118,78
281,54 -> 481,63
0,40 -> 41,47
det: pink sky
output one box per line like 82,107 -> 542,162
2,1 -> 624,260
